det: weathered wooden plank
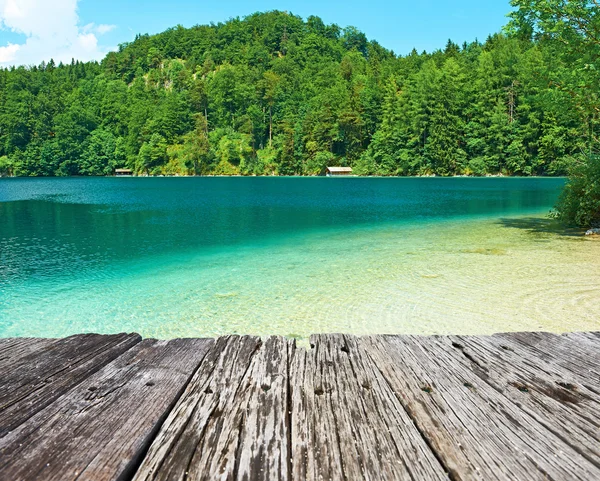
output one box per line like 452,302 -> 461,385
0,334 -> 141,437
289,342 -> 342,481
231,336 -> 292,481
310,333 -> 365,481
454,332 -> 600,395
360,335 -> 600,481
0,338 -> 58,366
494,332 -> 599,384
442,334 -> 600,466
0,333 -> 141,437
132,335 -> 268,481
562,331 -> 600,346
290,334 -> 449,481
0,338 -> 213,481
0,332 -> 598,481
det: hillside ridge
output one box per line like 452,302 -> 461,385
0,10 -> 586,177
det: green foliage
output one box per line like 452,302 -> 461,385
211,128 -> 253,174
0,10 -> 593,181
0,155 -> 13,176
509,0 -> 600,225
80,129 -> 123,175
137,133 -> 168,175
554,154 -> 600,227
305,151 -> 335,175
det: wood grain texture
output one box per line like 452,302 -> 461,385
232,336 -> 292,481
290,334 -> 449,481
359,334 -> 600,481
132,335 -> 274,481
0,333 -> 141,437
0,332 -> 598,481
563,331 -> 600,343
445,333 -> 600,466
289,342 -> 342,481
494,332 -> 600,384
0,338 -> 57,365
0,338 -> 213,481
562,331 -> 600,358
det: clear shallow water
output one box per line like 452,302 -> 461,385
1,177 -> 598,339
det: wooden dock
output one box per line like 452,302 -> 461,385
0,332 -> 599,480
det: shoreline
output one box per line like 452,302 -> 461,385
0,174 -> 568,179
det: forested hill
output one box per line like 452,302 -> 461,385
0,11 -> 590,177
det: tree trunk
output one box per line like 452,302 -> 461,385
269,105 -> 273,148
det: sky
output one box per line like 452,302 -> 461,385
0,0 -> 513,67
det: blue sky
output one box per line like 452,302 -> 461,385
0,0 -> 512,66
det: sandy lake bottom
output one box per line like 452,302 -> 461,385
1,177 -> 598,339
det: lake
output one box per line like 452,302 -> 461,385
1,177 -> 598,339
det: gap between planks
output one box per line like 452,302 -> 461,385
0,332 -> 598,481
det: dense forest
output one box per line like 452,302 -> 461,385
0,9 -> 596,178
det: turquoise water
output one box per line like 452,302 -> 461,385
1,177 -> 599,339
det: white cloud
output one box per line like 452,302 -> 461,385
81,22 -> 116,36
0,42 -> 18,62
96,24 -> 115,35
78,32 -> 98,51
0,0 -> 116,66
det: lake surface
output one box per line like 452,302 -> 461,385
1,177 -> 599,339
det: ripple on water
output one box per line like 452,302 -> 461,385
1,215 -> 599,339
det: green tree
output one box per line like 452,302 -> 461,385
0,9 -> 593,182
137,133 -> 168,175
510,0 -> 600,225
80,129 -> 123,175
259,71 -> 281,147
0,155 -> 13,176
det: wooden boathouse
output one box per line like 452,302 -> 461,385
326,166 -> 353,176
0,331 -> 598,480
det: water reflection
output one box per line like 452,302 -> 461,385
1,177 -> 565,286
